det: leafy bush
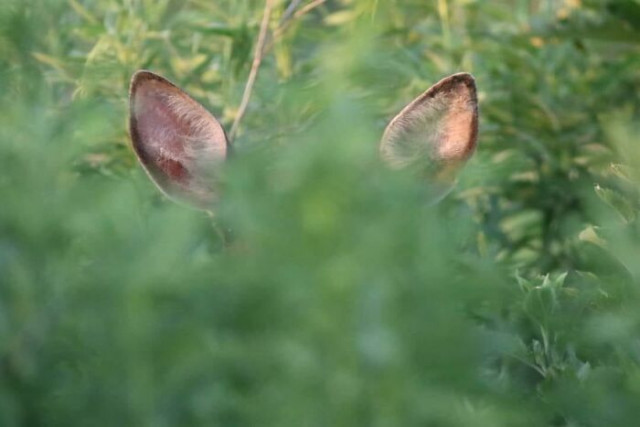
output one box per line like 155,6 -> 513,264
1,1 -> 639,425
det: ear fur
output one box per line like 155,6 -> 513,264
129,70 -> 229,209
380,73 -> 478,191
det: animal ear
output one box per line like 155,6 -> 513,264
129,70 -> 229,209
380,73 -> 478,194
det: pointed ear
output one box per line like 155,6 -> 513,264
129,70 -> 229,209
380,73 -> 478,191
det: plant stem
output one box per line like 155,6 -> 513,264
229,0 -> 274,142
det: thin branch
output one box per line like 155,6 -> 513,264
279,0 -> 304,25
294,0 -> 327,19
229,0 -> 326,141
229,0 -> 275,142
270,0 -> 326,46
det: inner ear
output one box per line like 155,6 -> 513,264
129,70 -> 229,209
380,73 -> 478,181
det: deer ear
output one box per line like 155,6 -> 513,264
129,70 -> 229,209
380,73 -> 478,193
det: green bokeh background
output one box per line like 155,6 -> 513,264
1,1 -> 640,425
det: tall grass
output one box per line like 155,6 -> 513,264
1,1 -> 639,425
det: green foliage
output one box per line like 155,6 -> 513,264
1,0 -> 640,425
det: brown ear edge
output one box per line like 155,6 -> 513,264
128,69 -> 232,163
381,72 -> 479,164
127,70 -> 231,209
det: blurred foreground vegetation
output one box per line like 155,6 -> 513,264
1,0 -> 640,425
